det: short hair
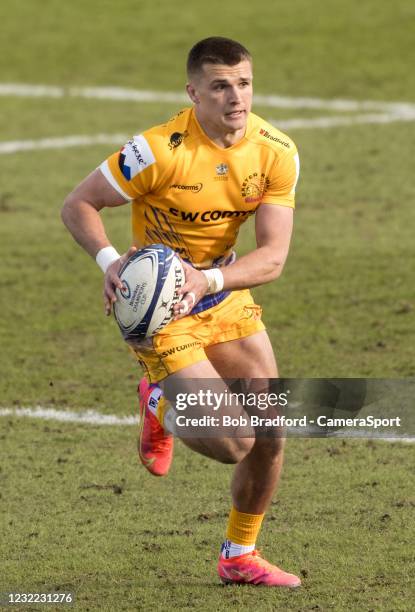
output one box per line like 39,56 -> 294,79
187,37 -> 251,77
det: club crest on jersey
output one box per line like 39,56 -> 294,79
241,172 -> 270,204
216,163 -> 228,176
118,135 -> 155,180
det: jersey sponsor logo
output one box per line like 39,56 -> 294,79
168,131 -> 188,150
169,207 -> 253,223
259,128 -> 290,148
241,172 -> 270,204
118,135 -> 155,180
169,183 -> 203,193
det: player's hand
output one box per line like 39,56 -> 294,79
173,261 -> 209,320
103,246 -> 137,316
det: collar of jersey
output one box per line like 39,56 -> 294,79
190,107 -> 252,152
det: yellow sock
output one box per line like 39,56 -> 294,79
157,394 -> 169,427
226,506 -> 265,546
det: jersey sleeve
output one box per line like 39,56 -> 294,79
261,147 -> 300,208
99,133 -> 162,200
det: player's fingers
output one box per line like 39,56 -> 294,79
179,300 -> 189,315
173,291 -> 197,320
123,245 -> 137,261
173,297 -> 188,319
178,276 -> 193,296
108,271 -> 123,291
187,291 -> 196,306
103,292 -> 112,316
104,277 -> 119,314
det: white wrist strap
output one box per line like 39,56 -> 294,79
96,246 -> 121,273
202,268 -> 224,294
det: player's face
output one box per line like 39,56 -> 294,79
187,60 -> 253,142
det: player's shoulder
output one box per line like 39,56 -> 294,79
142,107 -> 196,155
246,112 -> 297,155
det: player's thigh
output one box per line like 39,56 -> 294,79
159,360 -> 254,464
206,331 -> 284,458
205,330 -> 278,379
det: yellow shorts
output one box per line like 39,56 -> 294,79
129,289 -> 265,382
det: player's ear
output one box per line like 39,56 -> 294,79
186,83 -> 200,104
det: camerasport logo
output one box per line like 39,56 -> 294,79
168,131 -> 188,150
241,172 -> 270,203
259,128 -> 290,148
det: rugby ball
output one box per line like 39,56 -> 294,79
113,244 -> 185,341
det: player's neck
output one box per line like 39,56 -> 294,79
195,111 -> 246,148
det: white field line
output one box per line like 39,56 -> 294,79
2,109 -> 415,155
1,83 -> 415,154
1,82 -> 415,114
0,406 -> 414,443
0,134 -> 127,154
0,406 -> 136,426
270,111 -> 415,130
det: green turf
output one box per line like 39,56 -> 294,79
1,420 -> 414,611
1,0 -> 415,99
1,0 -> 414,610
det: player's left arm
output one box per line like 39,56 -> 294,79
220,142 -> 299,290
173,204 -> 293,318
174,144 -> 299,318
223,203 -> 294,288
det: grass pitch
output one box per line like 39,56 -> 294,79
1,419 -> 414,611
1,0 -> 414,610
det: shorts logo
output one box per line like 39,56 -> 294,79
259,128 -> 290,148
169,183 -> 203,193
168,131 -> 188,150
241,172 -> 270,204
161,340 -> 201,358
118,135 -> 156,180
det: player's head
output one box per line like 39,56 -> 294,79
186,37 -> 253,137
186,37 -> 252,78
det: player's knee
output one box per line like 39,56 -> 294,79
216,437 -> 254,464
253,435 -> 285,459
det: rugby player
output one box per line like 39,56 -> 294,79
62,37 -> 301,587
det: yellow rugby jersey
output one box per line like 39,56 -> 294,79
100,107 -> 299,268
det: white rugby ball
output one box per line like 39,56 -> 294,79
113,244 -> 185,341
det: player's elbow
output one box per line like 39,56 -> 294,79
61,193 -> 75,227
61,192 -> 98,229
265,257 -> 286,283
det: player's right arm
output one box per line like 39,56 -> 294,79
61,168 -> 135,315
